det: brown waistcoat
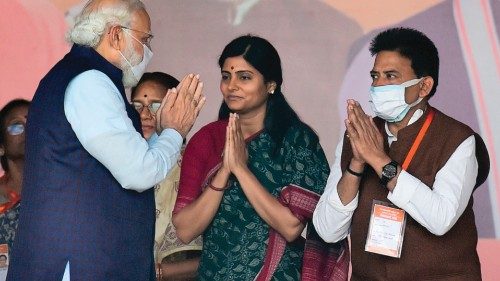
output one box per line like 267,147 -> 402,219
341,106 -> 481,281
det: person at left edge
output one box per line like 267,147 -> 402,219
6,1 -> 206,281
0,99 -> 30,281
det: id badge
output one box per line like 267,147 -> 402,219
0,244 -> 7,268
0,243 -> 8,281
365,200 -> 406,258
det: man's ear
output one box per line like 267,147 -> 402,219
419,76 -> 434,98
108,25 -> 124,50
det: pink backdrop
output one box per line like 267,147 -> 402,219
1,0 -> 499,279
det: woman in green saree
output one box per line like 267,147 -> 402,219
172,35 -> 348,281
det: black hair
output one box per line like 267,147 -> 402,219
369,27 -> 439,97
218,35 -> 308,153
0,99 -> 30,172
130,72 -> 180,99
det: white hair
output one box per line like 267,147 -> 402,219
67,0 -> 145,47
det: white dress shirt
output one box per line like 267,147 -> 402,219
61,70 -> 183,280
313,109 -> 478,243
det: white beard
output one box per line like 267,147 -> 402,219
120,37 -> 142,88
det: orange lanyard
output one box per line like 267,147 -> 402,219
401,108 -> 436,170
0,189 -> 20,214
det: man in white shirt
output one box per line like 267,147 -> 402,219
7,1 -> 205,280
313,27 -> 488,280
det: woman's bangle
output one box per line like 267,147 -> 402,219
208,182 -> 229,191
346,163 -> 364,177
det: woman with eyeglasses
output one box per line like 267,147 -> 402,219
0,99 -> 30,275
131,72 -> 202,281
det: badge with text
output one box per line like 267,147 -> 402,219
0,243 -> 8,280
365,200 -> 406,258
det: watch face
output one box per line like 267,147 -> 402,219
382,163 -> 397,178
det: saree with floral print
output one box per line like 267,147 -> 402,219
175,120 -> 348,280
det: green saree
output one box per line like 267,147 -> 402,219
176,120 -> 331,280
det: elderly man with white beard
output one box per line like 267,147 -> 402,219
6,1 -> 205,280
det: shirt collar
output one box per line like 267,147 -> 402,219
385,108 -> 424,145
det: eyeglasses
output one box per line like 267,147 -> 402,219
6,123 -> 25,136
120,26 -> 154,48
132,102 -> 162,114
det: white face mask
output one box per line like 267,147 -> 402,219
369,78 -> 423,122
119,30 -> 153,85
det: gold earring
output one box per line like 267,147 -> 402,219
269,90 -> 275,94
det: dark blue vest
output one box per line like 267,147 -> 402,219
7,45 -> 155,281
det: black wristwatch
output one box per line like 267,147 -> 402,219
380,160 -> 398,188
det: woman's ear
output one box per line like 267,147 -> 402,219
0,147 -> 4,157
419,76 -> 434,98
267,81 -> 276,94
